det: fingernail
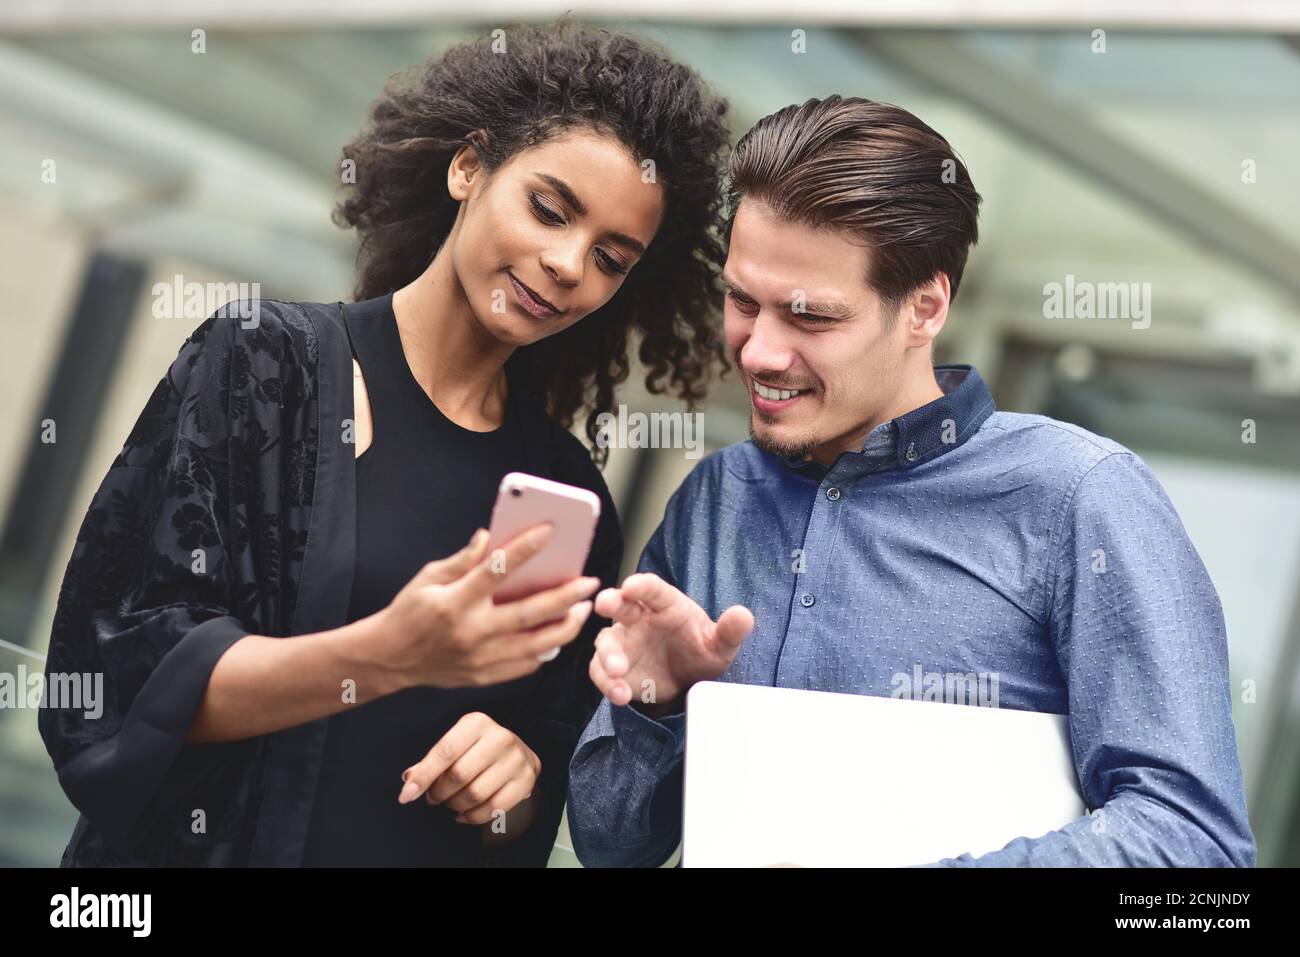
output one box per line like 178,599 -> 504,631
398,780 -> 421,804
454,814 -> 467,824
529,523 -> 553,546
575,600 -> 593,617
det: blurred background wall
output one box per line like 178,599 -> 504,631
1,0 -> 1297,867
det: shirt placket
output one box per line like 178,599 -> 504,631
773,464 -> 850,688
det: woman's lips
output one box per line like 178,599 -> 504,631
507,271 -> 560,319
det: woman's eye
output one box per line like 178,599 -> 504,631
529,191 -> 627,275
529,193 -> 565,225
596,249 -> 628,276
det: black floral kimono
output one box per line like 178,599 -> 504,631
38,297 -> 622,866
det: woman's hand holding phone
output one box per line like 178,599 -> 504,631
374,523 -> 599,690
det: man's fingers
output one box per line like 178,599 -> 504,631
593,586 -> 645,625
619,573 -> 681,614
713,604 -> 755,651
589,648 -> 632,706
594,627 -> 629,678
459,522 -> 554,599
398,713 -> 485,803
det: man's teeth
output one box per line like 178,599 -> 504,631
754,382 -> 804,401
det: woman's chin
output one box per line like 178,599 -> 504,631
485,308 -> 576,346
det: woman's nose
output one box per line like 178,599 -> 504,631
540,239 -> 584,288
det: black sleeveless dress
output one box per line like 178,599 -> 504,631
300,291 -> 541,866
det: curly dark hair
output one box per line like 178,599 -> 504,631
332,17 -> 732,465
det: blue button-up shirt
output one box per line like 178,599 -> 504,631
566,365 -> 1255,867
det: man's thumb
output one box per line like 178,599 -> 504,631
713,605 -> 755,650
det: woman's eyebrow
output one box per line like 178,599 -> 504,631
535,172 -> 647,256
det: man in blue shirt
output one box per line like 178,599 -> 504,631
566,95 -> 1255,867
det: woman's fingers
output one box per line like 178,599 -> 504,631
484,575 -> 600,634
456,522 -> 554,599
425,734 -> 498,806
457,779 -> 533,825
411,528 -> 489,587
398,712 -> 486,803
441,743 -> 528,814
488,600 -> 593,662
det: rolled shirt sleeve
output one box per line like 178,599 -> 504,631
567,514 -> 689,868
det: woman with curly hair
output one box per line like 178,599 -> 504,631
39,18 -> 730,867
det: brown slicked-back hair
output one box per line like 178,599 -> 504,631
723,95 -> 982,319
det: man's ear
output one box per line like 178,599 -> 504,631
447,141 -> 485,202
904,272 -> 950,348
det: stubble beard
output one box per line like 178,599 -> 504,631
748,414 -> 818,462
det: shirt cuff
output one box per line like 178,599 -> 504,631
587,695 -> 686,767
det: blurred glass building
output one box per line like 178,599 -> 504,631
1,1 -> 1296,867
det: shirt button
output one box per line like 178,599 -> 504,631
800,593 -> 815,607
826,486 -> 840,501
905,442 -> 919,463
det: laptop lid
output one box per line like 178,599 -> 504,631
682,681 -> 1086,867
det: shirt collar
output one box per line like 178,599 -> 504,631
782,364 -> 996,481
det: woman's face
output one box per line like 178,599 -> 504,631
447,128 -> 665,346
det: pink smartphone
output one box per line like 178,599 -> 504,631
486,472 -> 601,605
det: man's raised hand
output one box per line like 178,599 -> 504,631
588,572 -> 753,711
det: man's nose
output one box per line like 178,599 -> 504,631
740,313 -> 795,376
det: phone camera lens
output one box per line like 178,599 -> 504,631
509,487 -> 522,498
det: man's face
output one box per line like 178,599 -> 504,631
723,198 -> 912,465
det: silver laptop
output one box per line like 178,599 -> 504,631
682,681 -> 1086,867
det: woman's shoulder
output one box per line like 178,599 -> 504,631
182,297 -> 350,376
182,297 -> 314,355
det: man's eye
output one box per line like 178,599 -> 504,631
529,193 -> 565,225
727,290 -> 758,312
797,313 -> 836,324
